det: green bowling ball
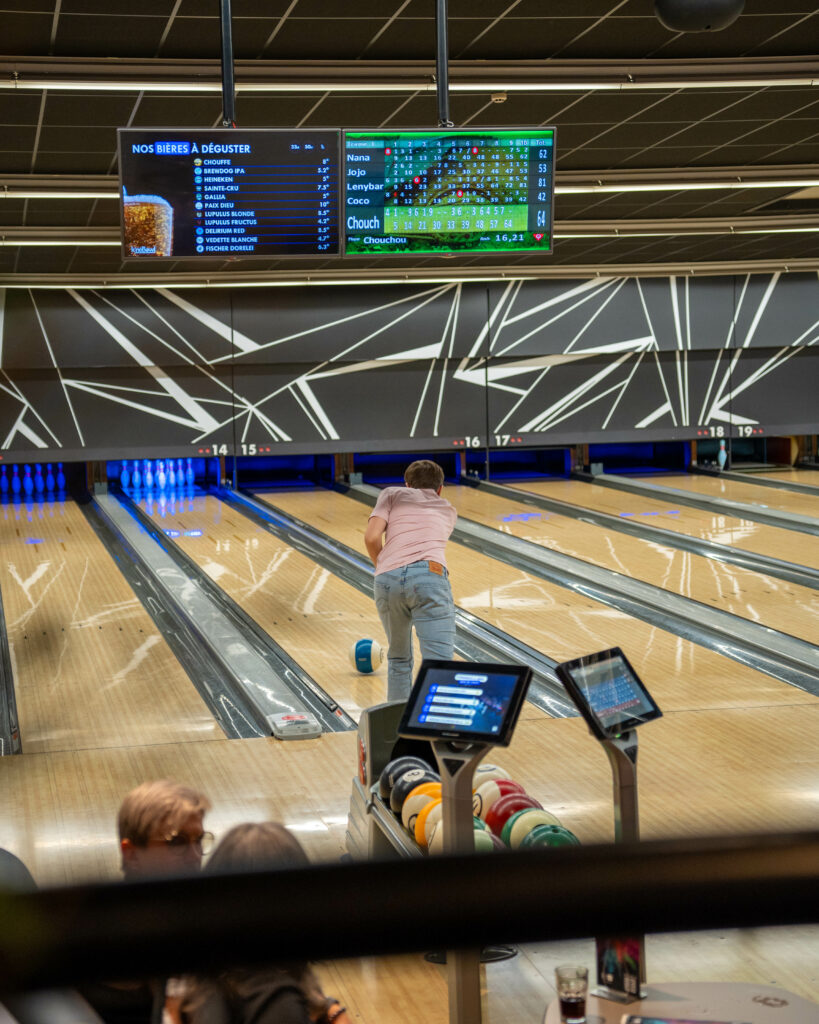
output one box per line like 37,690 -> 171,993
519,824 -> 580,849
473,829 -> 496,853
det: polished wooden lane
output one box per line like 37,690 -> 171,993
754,467 -> 819,488
651,472 -> 819,520
137,492 -> 399,721
1,708 -> 817,1011
443,485 -> 819,645
514,478 -> 819,572
263,490 -> 819,714
0,497 -> 223,755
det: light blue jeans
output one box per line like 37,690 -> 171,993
373,560 -> 455,701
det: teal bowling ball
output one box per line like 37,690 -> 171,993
520,824 -> 580,849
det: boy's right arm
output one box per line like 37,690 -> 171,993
364,516 -> 387,566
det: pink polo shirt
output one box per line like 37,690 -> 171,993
370,487 -> 457,576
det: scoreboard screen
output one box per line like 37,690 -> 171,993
117,128 -> 340,259
343,128 -> 555,256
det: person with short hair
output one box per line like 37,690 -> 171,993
181,823 -> 347,1024
364,459 -> 457,701
119,779 -> 213,880
81,780 -> 213,1024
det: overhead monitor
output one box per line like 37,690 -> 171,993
554,647 -> 662,741
117,128 -> 340,259
398,659 -> 532,746
343,128 -> 555,256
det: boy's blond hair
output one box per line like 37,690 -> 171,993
118,780 -> 211,846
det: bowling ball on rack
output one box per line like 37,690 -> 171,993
429,823 -> 507,856
485,793 -> 543,837
520,824 -> 581,849
378,756 -> 431,801
472,778 -> 526,820
401,782 -> 442,833
472,763 -> 510,787
501,807 -> 562,848
414,797 -> 442,847
390,768 -> 440,814
349,638 -> 384,674
421,800 -> 445,847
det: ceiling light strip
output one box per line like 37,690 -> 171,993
3,258 -> 819,289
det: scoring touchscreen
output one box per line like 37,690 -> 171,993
573,654 -> 654,730
409,669 -> 519,735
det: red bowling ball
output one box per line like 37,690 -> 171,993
484,792 -> 543,837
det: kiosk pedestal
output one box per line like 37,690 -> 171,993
432,740 -> 492,1024
555,646 -> 662,1004
396,658 -> 534,1024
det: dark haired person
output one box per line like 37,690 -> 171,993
364,459 -> 457,701
179,823 -> 347,1024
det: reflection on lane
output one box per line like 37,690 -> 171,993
138,491 -> 385,722
0,495 -> 223,753
516,478 -> 819,571
444,486 -> 819,646
265,488 -> 816,714
651,472 -> 819,520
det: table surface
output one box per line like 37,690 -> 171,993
544,981 -> 819,1024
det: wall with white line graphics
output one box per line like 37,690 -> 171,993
1,272 -> 817,460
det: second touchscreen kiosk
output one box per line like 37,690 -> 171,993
555,647 -> 663,1004
398,659 -> 532,1024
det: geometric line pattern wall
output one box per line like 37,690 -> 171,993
1,273 -> 817,458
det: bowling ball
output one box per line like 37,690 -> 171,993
349,638 -> 384,674
520,824 -> 581,849
378,756 -> 430,801
390,768 -> 440,814
473,816 -> 488,832
502,807 -> 562,848
485,793 -> 543,837
421,800 -> 445,847
400,782 -> 442,832
414,797 -> 442,847
473,829 -> 496,854
472,778 -> 526,820
472,763 -> 510,787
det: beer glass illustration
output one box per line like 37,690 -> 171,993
123,190 -> 174,256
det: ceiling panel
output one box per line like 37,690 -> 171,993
1,0 -> 817,281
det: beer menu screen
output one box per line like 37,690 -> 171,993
343,128 -> 555,255
117,129 -> 340,258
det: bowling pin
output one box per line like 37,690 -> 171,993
131,460 -> 141,490
56,463 -> 66,490
45,464 -> 55,491
23,465 -> 34,496
168,460 -> 176,489
185,457 -> 195,488
177,459 -> 185,488
144,460 -> 154,490
120,460 -> 130,489
157,459 -> 167,490
0,466 -> 7,494
717,439 -> 727,470
34,464 -> 44,494
11,465 -> 21,496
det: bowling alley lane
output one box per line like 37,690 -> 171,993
754,467 -> 819,488
261,489 -> 819,714
650,471 -> 819,519
513,478 -> 819,571
442,484 -> 819,645
136,491 -> 394,721
0,497 -> 224,754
